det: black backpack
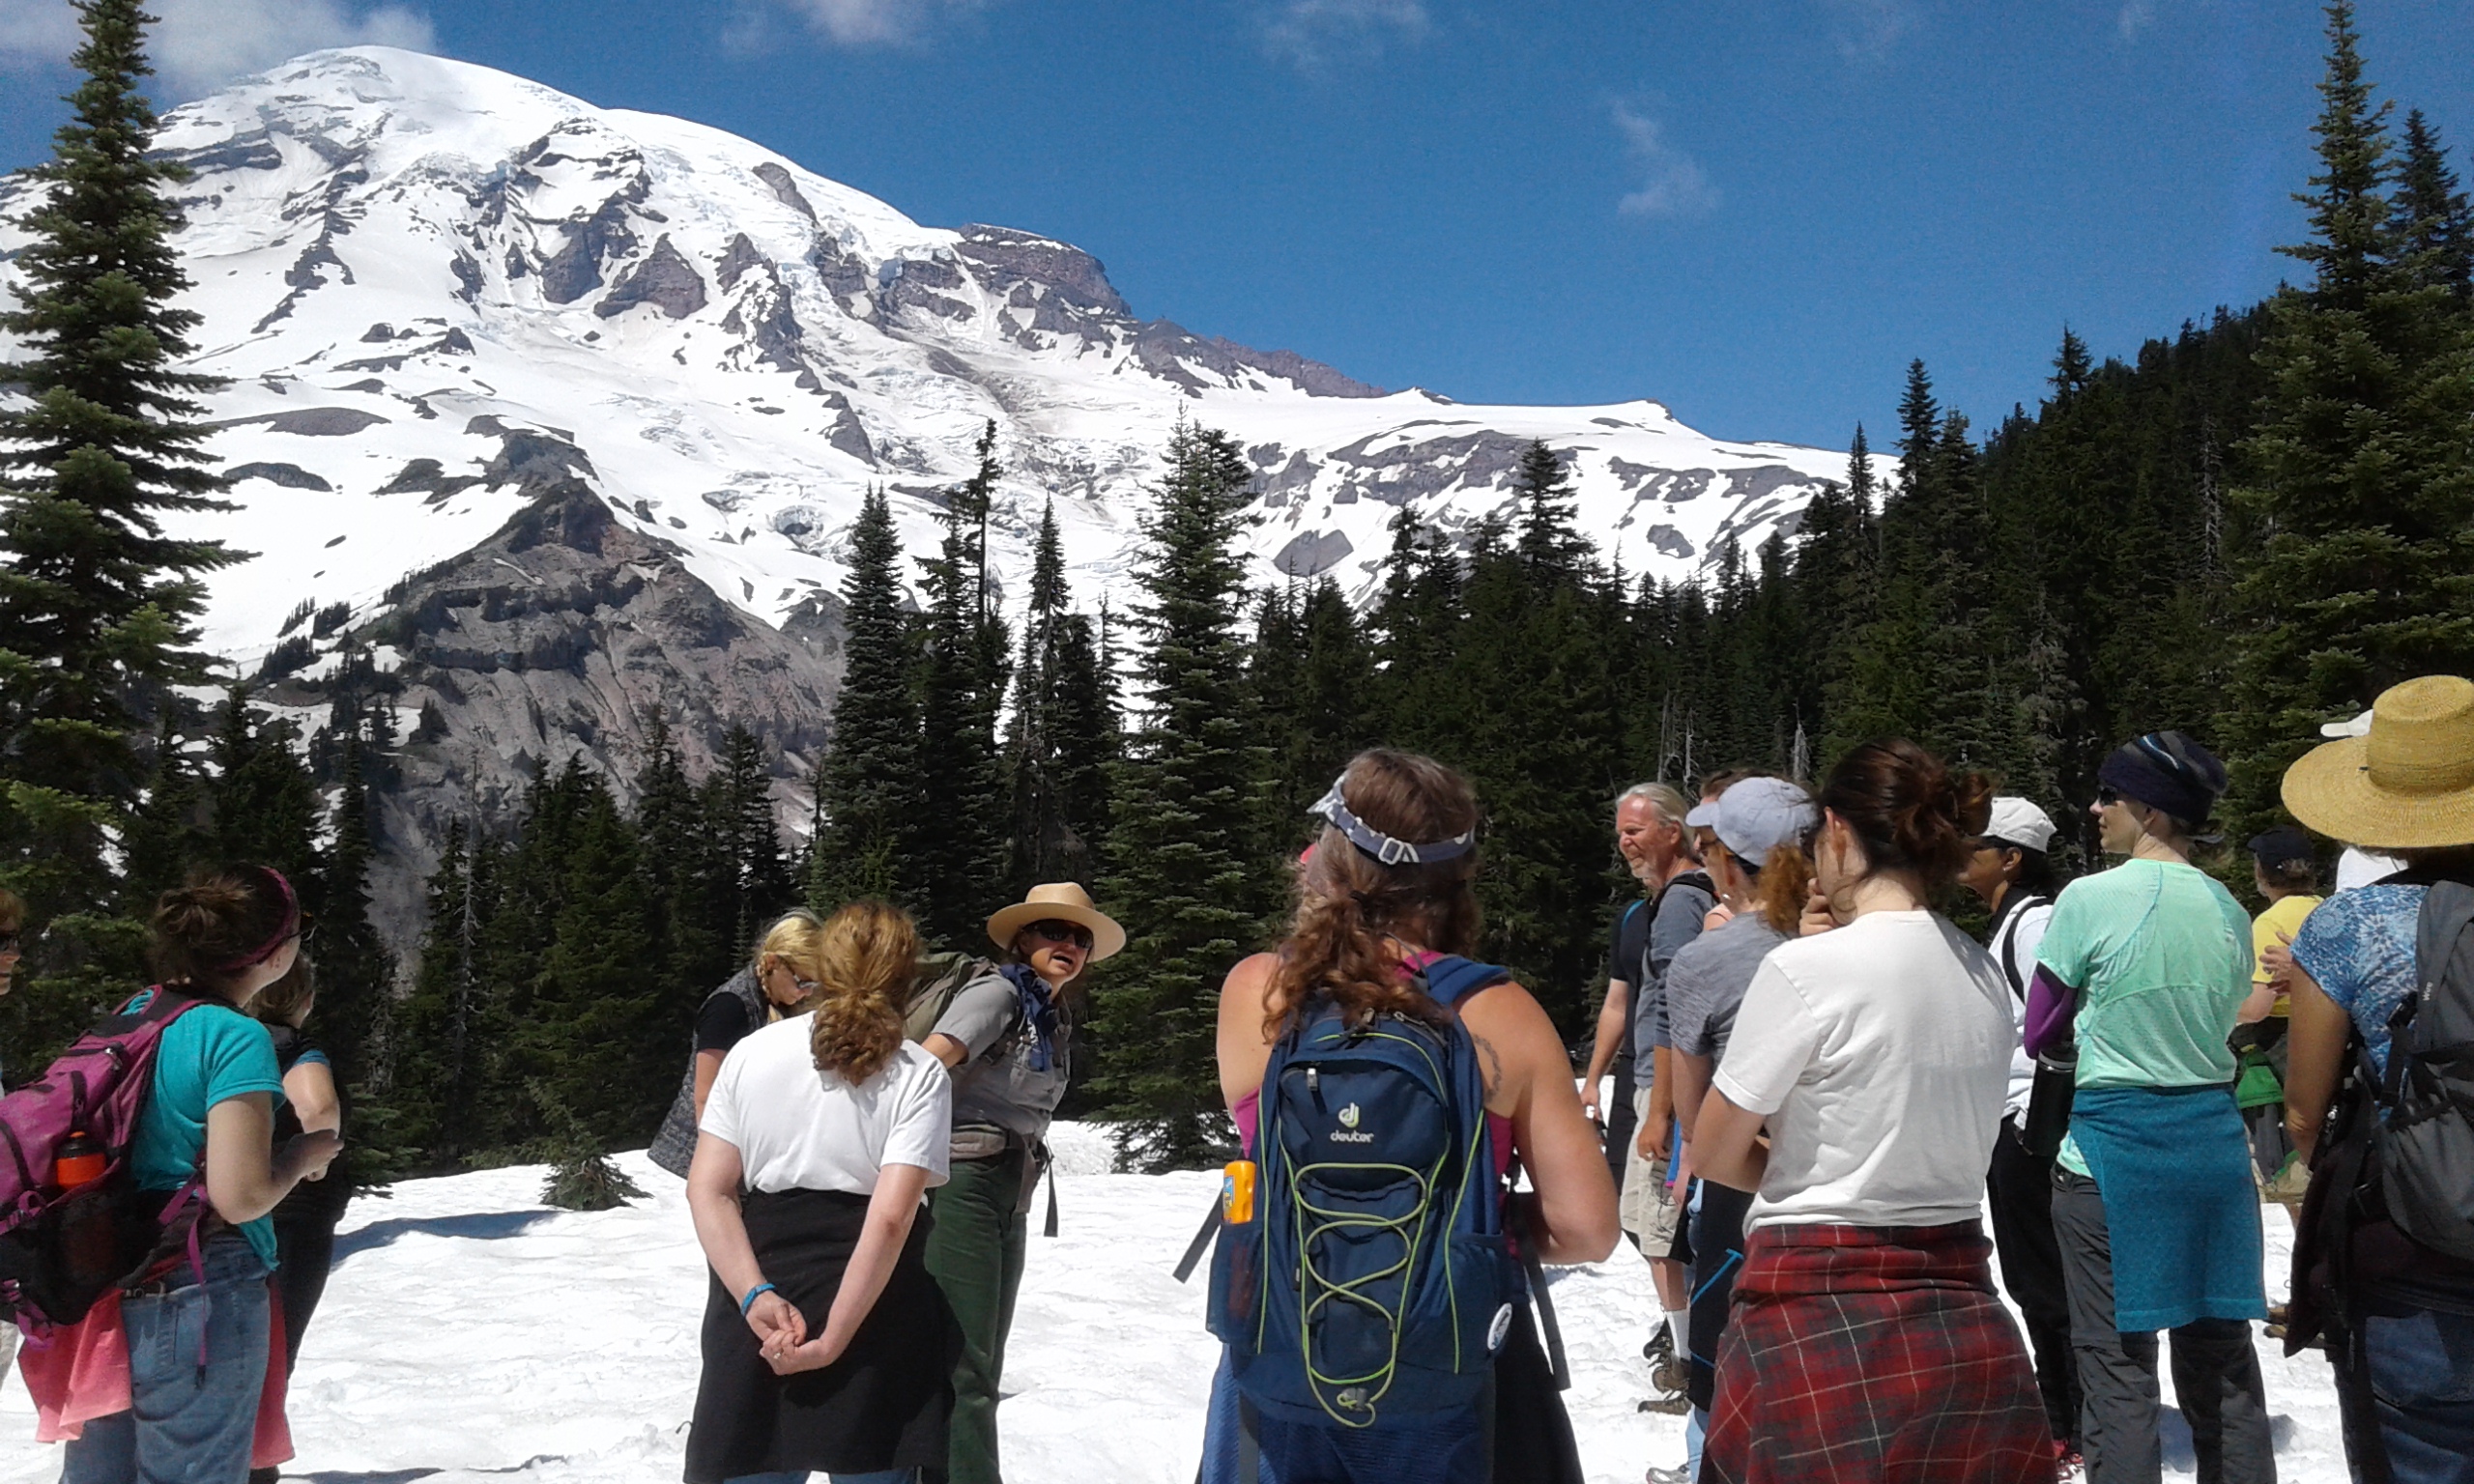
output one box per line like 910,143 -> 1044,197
2373,881 -> 2474,1261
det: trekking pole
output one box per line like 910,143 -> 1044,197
1173,1201 -> 1223,1283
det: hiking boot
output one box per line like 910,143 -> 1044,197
1651,1352 -> 1690,1395
1644,1326 -> 1675,1365
1637,1388 -> 1692,1415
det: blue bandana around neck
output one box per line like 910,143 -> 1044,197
997,962 -> 1061,1071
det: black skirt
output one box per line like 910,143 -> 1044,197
685,1186 -> 960,1482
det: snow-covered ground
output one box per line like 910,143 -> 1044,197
3,1123 -> 2348,1482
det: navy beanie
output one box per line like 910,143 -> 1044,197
2099,730 -> 2227,828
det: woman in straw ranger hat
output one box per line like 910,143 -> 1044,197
2275,674 -> 2474,1484
917,881 -> 1123,1484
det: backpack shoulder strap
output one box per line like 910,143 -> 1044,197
1419,955 -> 1510,1009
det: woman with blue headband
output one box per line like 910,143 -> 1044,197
1200,748 -> 1615,1484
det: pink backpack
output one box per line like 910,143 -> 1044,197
0,988 -> 222,1332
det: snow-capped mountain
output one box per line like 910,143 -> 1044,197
0,46 -> 1851,942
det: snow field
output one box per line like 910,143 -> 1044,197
2,1123 -> 2349,1482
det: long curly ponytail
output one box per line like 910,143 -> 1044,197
1265,749 -> 1483,1039
808,900 -> 916,1084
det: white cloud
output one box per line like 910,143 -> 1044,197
1262,0 -> 1428,70
1612,102 -> 1717,220
763,0 -> 985,46
1819,0 -> 1917,60
0,0 -> 434,97
2117,0 -> 2156,40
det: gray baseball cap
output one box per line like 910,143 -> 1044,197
1684,776 -> 1818,863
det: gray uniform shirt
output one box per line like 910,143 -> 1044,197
932,975 -> 1072,1140
1632,873 -> 1716,1069
1664,911 -> 1790,1066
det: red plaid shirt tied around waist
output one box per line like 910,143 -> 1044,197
1703,1221 -> 2051,1484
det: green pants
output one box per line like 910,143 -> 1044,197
923,1145 -> 1028,1484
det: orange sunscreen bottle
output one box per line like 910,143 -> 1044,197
1222,1159 -> 1256,1224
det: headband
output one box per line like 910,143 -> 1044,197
212,867 -> 301,974
1309,775 -> 1475,867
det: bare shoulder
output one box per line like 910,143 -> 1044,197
1222,951 -> 1280,1003
1456,975 -> 1555,1105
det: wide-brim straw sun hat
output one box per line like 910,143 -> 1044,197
2282,674 -> 2474,851
987,881 -> 1127,962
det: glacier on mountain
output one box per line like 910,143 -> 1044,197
0,45 -> 1854,942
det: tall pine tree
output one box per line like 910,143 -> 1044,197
812,486 -> 922,911
2223,1 -> 2474,830
910,427 -> 1010,944
0,0 -> 234,1060
1092,421 -> 1279,1170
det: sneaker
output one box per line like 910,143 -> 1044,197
1646,1467 -> 1694,1484
2053,1442 -> 2086,1482
1636,1389 -> 1692,1415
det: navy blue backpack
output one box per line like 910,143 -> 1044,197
1208,955 -> 1525,1430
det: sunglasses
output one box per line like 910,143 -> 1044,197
0,930 -> 18,954
292,914 -> 319,949
2094,786 -> 2122,807
1024,920 -> 1094,951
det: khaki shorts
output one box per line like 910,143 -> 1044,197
1619,1084 -> 1685,1248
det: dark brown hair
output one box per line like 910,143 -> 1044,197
0,886 -> 23,935
808,900 -> 915,1084
152,866 -> 295,992
250,953 -> 317,1027
1819,739 -> 1993,889
1267,749 -> 1483,1038
2257,857 -> 2320,895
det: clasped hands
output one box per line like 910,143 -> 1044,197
744,1289 -> 846,1375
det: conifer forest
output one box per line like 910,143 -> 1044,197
2,2 -> 2469,1175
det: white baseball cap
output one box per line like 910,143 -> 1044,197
1981,796 -> 2057,854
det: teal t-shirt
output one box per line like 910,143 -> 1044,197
129,992 -> 288,1270
2034,860 -> 2252,1176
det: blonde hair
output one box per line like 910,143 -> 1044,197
752,910 -> 827,1009
808,900 -> 916,1083
0,886 -> 23,933
250,953 -> 317,1028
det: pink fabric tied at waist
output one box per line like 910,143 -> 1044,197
17,1282 -> 294,1467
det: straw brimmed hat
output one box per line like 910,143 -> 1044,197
986,882 -> 1126,962
2282,674 -> 2474,850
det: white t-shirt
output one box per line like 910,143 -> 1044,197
700,1016 -> 953,1196
1712,910 -> 2016,1231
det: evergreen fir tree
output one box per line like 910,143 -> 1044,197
812,486 -> 921,911
1510,439 -> 1588,581
705,723 -> 792,956
1007,499 -> 1087,888
313,725 -> 390,1099
1091,421 -> 1279,1170
2395,108 -> 2473,300
2223,1 -> 2474,830
0,0 -> 235,1056
910,428 -> 1010,944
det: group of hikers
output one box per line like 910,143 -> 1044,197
3,670 -> 2471,1484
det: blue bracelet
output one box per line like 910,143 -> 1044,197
739,1282 -> 776,1317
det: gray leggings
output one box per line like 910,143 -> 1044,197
2050,1170 -> 2276,1484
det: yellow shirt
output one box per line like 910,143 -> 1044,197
2252,894 -> 2322,1017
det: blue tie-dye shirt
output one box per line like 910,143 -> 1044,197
2288,885 -> 2427,1081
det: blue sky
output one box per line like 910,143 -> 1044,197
2,0 -> 2469,450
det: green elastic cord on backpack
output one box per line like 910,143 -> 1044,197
1289,1156 -> 1442,1428
1281,1023 -> 1459,1429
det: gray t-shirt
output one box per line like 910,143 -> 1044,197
931,975 -> 1072,1141
1665,912 -> 1789,1065
1632,872 -> 1716,1068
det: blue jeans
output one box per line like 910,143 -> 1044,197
61,1238 -> 270,1484
2339,1303 -> 2474,1484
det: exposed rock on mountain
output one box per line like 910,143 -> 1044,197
0,44 -> 1855,951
